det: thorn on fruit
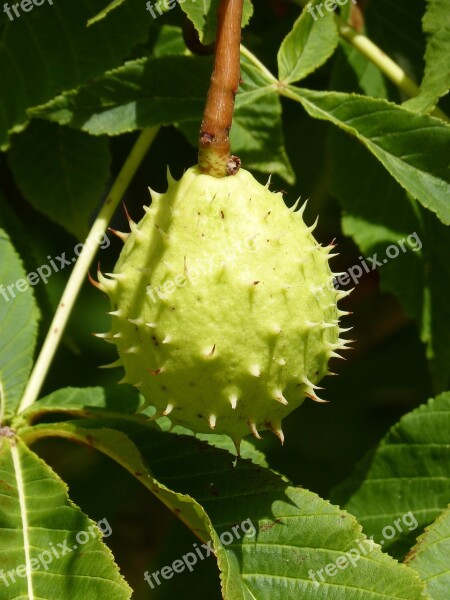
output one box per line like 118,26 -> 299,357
92,331 -> 113,341
162,403 -> 174,416
99,359 -> 122,369
269,422 -> 284,445
289,197 -> 301,212
123,346 -> 139,354
229,394 -> 238,410
108,227 -> 129,243
274,391 -> 288,406
306,390 -> 328,403
128,317 -> 144,326
122,202 -> 134,225
154,223 -> 170,242
88,271 -> 106,293
205,344 -> 216,357
248,421 -> 262,440
301,375 -> 323,390
249,364 -> 261,377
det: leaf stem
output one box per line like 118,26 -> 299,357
335,16 -> 448,122
198,0 -> 244,177
293,0 -> 449,122
240,44 -> 278,85
18,127 -> 159,414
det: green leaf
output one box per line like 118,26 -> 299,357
30,56 -> 213,136
329,35 -> 450,391
20,385 -> 145,422
231,88 -> 295,183
0,434 -> 131,598
19,389 -> 428,600
282,87 -> 450,225
405,503 -> 450,599
8,121 -> 111,240
332,392 -> 450,559
195,433 -> 269,467
420,211 -> 450,391
277,0 -> 339,84
30,52 -> 292,181
0,0 -> 150,150
329,129 -> 450,391
153,24 -> 188,57
19,385 -> 266,465
180,0 -> 254,45
0,228 -> 39,420
403,0 -> 450,114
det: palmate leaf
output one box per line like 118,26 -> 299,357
0,228 -> 39,420
277,0 -> 339,85
0,0 -> 150,150
18,387 -> 428,600
20,384 -> 268,465
282,87 -> 450,226
405,503 -> 450,599
30,53 -> 294,183
0,434 -> 131,599
328,35 -> 450,392
403,0 -> 450,114
8,121 -> 111,240
332,393 -> 450,559
330,130 -> 450,392
30,55 -> 213,136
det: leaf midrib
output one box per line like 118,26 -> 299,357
11,442 -> 34,600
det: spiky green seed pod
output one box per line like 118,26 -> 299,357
95,166 -> 351,450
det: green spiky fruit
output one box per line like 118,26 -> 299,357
96,166 -> 350,449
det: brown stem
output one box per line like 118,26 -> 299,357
198,0 -> 244,177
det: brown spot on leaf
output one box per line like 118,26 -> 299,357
260,518 -> 283,532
